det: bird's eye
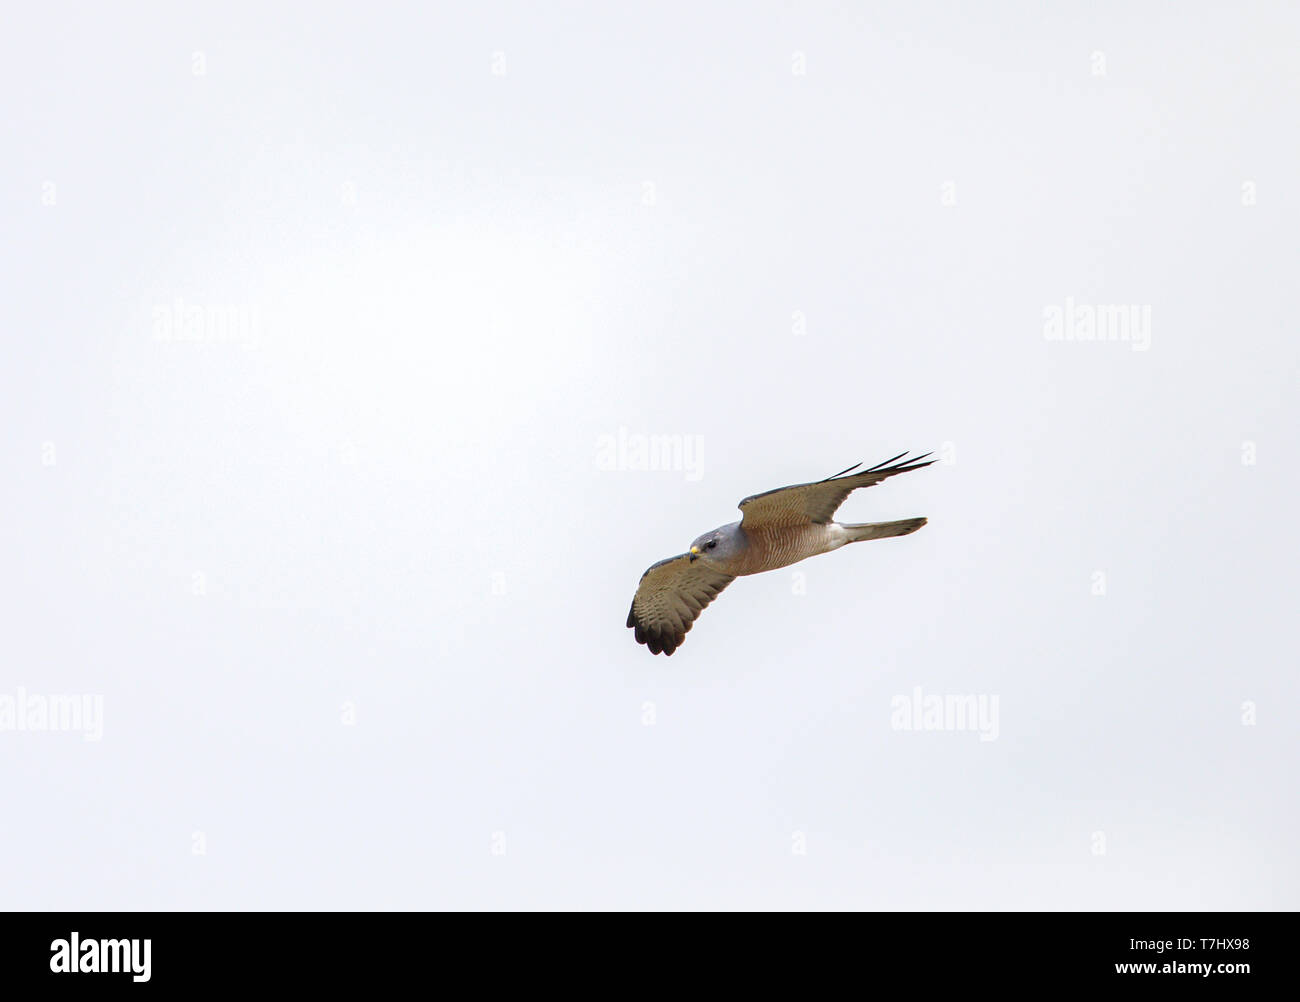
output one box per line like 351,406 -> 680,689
707,540 -> 717,550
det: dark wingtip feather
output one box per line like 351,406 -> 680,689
629,610 -> 683,656
865,451 -> 909,473
869,450 -> 937,475
821,462 -> 864,482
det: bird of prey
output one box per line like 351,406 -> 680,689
627,452 -> 934,655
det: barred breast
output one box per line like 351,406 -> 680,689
735,523 -> 842,575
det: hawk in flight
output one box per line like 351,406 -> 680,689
627,452 -> 934,655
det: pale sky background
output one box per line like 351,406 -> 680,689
2,2 -> 1297,910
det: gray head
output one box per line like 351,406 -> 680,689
688,522 -> 745,564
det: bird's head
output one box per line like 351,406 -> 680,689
688,524 -> 741,563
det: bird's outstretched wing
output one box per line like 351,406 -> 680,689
738,452 -> 934,531
626,554 -> 736,656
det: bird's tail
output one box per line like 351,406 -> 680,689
841,517 -> 927,542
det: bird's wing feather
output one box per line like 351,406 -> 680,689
738,452 -> 934,530
626,554 -> 735,656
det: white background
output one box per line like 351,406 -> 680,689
3,2 -> 1296,909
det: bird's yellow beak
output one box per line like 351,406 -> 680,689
690,545 -> 701,555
